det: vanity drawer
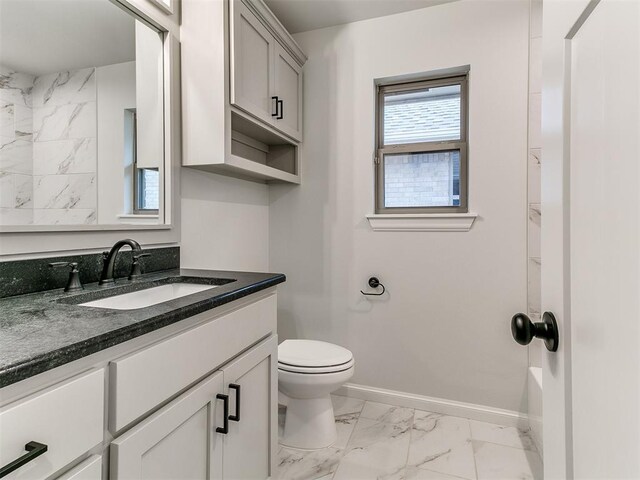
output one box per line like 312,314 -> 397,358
109,293 -> 277,432
56,455 -> 102,480
0,370 -> 105,480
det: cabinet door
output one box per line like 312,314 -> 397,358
221,336 -> 278,480
273,43 -> 303,142
110,371 -> 225,480
231,0 -> 275,125
56,455 -> 102,480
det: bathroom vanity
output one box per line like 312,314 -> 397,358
0,267 -> 285,480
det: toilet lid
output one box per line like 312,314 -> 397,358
278,357 -> 355,374
278,340 -> 353,368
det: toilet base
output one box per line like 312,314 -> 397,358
281,394 -> 336,450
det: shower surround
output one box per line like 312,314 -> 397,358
0,66 -> 97,226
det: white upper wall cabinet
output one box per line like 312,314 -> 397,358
182,0 -> 307,184
231,1 -> 276,127
273,42 -> 303,141
231,1 -> 303,142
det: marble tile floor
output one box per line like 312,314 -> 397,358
278,396 -> 542,480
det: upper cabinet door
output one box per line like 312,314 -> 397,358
221,337 -> 278,480
273,43 -> 303,142
231,1 -> 275,125
110,371 -> 225,480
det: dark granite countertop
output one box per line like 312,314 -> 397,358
0,268 -> 285,388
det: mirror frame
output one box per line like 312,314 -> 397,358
0,0 -> 180,236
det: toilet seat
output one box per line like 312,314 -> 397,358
278,339 -> 354,374
278,357 -> 355,374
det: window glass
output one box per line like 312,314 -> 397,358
383,84 -> 461,145
383,150 -> 460,208
138,168 -> 159,211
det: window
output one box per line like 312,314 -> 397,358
125,109 -> 159,214
134,167 -> 160,212
375,73 -> 468,213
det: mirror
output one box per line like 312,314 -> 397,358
0,0 -> 165,229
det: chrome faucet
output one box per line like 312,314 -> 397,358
99,239 -> 142,285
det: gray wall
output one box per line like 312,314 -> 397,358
269,0 -> 530,412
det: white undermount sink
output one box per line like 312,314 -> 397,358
80,283 -> 218,310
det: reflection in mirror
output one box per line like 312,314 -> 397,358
0,0 -> 164,228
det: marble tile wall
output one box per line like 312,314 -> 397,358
0,66 -> 98,226
528,0 -> 543,368
0,67 -> 35,225
31,68 -> 97,224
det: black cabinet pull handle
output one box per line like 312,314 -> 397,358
277,99 -> 283,120
271,96 -> 279,117
216,394 -> 229,434
0,441 -> 48,478
229,383 -> 241,422
511,311 -> 559,352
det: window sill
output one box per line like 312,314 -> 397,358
118,214 -> 160,219
117,214 -> 161,225
366,213 -> 478,232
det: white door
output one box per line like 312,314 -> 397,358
542,0 -> 640,478
110,371 -> 225,480
230,0 -> 276,126
221,337 -> 278,480
273,43 -> 303,142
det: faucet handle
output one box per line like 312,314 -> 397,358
49,261 -> 79,271
49,262 -> 84,292
129,252 -> 151,281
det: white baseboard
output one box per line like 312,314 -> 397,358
335,383 -> 529,429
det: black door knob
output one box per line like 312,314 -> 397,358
511,312 -> 559,352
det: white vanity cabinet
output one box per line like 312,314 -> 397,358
0,370 -> 105,480
110,336 -> 278,480
219,337 -> 277,480
0,290 -> 279,480
110,371 -> 225,480
231,0 -> 303,142
56,456 -> 103,480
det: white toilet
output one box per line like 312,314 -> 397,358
278,339 -> 355,450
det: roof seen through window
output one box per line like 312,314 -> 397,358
383,84 -> 461,145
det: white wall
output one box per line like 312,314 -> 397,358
177,0 -> 270,274
180,168 -> 269,272
269,0 -> 530,412
96,61 -> 136,224
134,20 -> 163,170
